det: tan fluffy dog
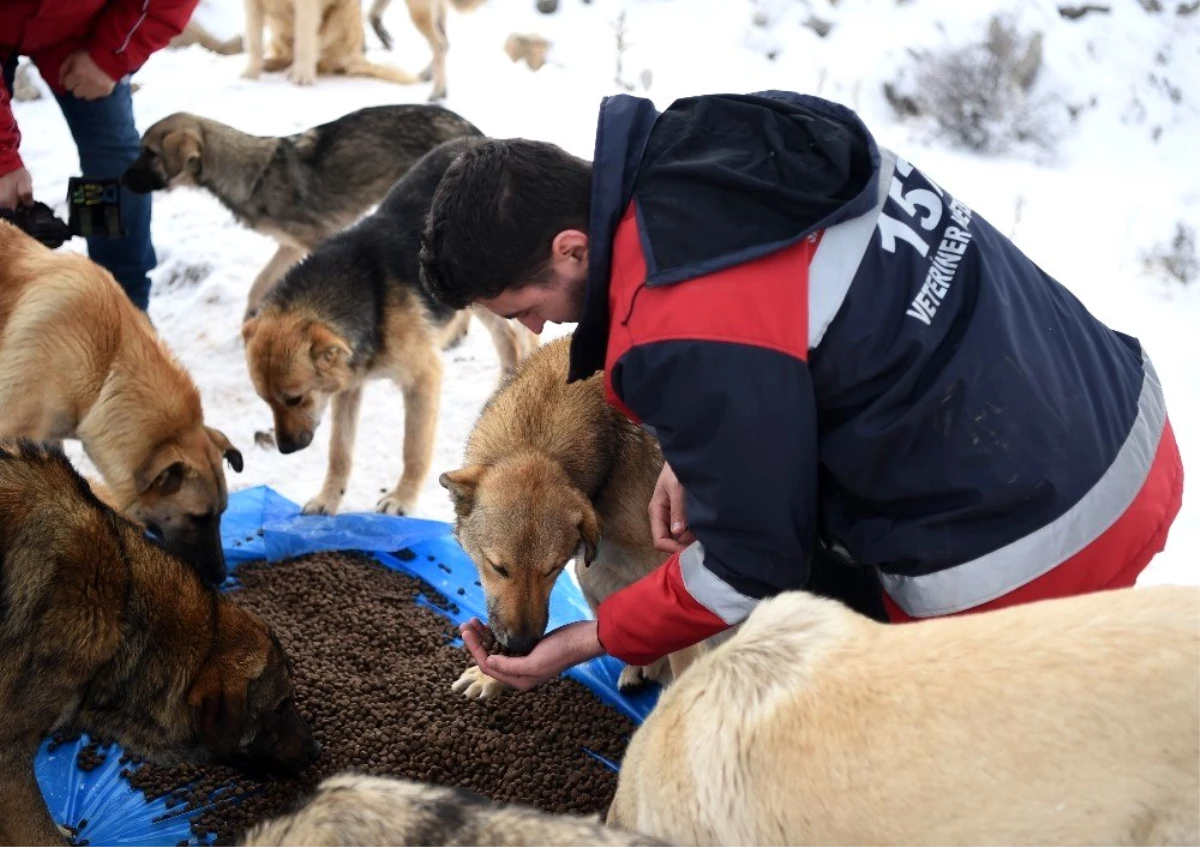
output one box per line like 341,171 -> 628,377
609,585 -> 1200,846
240,773 -> 663,846
0,223 -> 243,584
242,0 -> 480,94
442,337 -> 714,700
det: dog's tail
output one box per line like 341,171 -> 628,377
449,0 -> 487,12
340,55 -> 420,84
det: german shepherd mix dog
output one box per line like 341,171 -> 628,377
366,0 -> 488,101
0,440 -> 319,847
0,222 -> 243,585
609,586 -> 1200,847
121,105 -> 481,317
241,773 -> 663,846
441,337 -> 713,701
241,0 -> 419,87
242,137 -> 535,518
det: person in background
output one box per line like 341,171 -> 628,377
0,0 -> 199,311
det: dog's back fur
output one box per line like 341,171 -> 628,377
0,439 -> 315,846
259,135 -> 471,343
609,585 -> 1200,846
241,773 -> 663,846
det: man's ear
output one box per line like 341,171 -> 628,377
550,229 -> 589,264
439,465 -> 486,516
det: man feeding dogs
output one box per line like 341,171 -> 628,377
418,89 -> 1185,691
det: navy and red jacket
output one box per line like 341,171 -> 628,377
569,91 -> 1179,667
1,0 -> 199,175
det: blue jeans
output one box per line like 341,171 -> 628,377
3,58 -> 155,310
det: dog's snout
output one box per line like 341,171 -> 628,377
277,430 -> 313,454
502,632 -> 540,657
120,163 -> 163,194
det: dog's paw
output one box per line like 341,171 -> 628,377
376,490 -> 416,516
427,85 -> 447,103
617,658 -> 669,692
240,62 -> 263,80
452,665 -> 509,700
302,492 -> 342,516
287,64 -> 318,86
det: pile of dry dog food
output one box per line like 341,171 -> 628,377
86,551 -> 635,845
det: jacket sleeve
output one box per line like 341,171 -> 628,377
86,0 -> 200,83
0,80 -> 21,175
595,338 -> 820,667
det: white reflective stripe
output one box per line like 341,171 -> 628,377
115,0 -> 150,54
807,147 -> 895,349
678,541 -> 760,625
879,355 -> 1167,617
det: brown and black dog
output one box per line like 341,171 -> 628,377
0,440 -> 318,847
0,222 -> 243,584
122,105 -> 482,318
242,137 -> 534,518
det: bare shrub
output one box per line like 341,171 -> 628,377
886,15 -> 1065,155
1143,222 -> 1199,286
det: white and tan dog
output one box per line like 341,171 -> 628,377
609,585 -> 1200,846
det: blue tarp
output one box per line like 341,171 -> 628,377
34,487 -> 660,846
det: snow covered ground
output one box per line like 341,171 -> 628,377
12,0 -> 1199,585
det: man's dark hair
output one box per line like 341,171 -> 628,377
419,138 -> 592,310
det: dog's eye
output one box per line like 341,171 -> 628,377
284,395 -> 304,408
490,561 -> 510,579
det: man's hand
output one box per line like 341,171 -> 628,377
460,617 -> 604,692
60,51 -> 117,100
0,168 -> 34,210
650,461 -> 696,554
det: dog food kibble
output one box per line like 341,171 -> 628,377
107,552 -> 635,844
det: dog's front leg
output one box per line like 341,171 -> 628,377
288,0 -> 320,85
618,656 -> 671,691
0,756 -> 69,846
240,0 -> 266,78
302,385 -> 363,516
377,355 -> 442,515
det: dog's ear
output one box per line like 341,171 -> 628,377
241,316 -> 260,344
161,129 -> 203,179
135,450 -> 187,496
308,323 -> 351,373
572,499 -> 601,567
439,465 -> 485,513
186,663 -> 249,761
206,426 -> 244,473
